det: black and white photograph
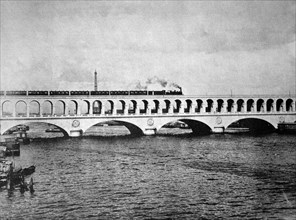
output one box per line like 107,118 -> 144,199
0,0 -> 295,219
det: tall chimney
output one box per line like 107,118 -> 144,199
94,70 -> 98,91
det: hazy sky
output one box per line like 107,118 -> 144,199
1,1 -> 295,95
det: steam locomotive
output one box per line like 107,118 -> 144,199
0,89 -> 183,96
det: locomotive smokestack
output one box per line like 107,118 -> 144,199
94,70 -> 98,91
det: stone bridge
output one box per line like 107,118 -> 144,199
0,93 -> 295,136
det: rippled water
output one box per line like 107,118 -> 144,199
1,127 -> 296,219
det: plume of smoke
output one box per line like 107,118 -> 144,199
135,81 -> 148,90
127,81 -> 147,90
146,76 -> 168,88
169,82 -> 181,90
129,76 -> 182,91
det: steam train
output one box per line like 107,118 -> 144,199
0,89 -> 183,96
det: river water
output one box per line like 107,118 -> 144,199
0,125 -> 296,219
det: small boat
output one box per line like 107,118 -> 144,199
6,125 -> 29,134
21,165 -> 35,176
0,146 -> 6,157
278,122 -> 296,134
0,159 -> 13,188
45,127 -> 62,132
225,127 -> 250,134
16,131 -> 30,145
179,123 -> 190,129
17,125 -> 29,131
0,159 -> 35,189
0,139 -> 20,156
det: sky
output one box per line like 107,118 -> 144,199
0,1 -> 295,95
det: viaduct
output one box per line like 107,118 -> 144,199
0,93 -> 295,137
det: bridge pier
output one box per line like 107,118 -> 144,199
143,128 -> 156,135
69,129 -> 83,137
212,126 -> 225,134
135,107 -> 140,115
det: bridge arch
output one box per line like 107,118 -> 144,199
227,99 -> 234,113
84,120 -> 143,136
237,99 -> 244,112
179,119 -> 212,134
173,99 -> 182,113
247,99 -> 254,112
128,100 -> 137,114
276,99 -> 284,112
151,100 -> 160,114
2,100 -> 13,117
196,99 -> 203,113
54,100 -> 66,116
81,100 -> 90,115
1,121 -> 69,137
93,100 -> 102,114
286,99 -> 294,112
105,100 -> 114,115
68,100 -> 78,115
15,100 -> 27,117
184,99 -> 192,113
162,99 -> 171,114
217,99 -> 224,113
45,123 -> 69,136
256,99 -> 264,112
117,100 -> 126,114
158,118 -> 212,135
139,100 -> 148,114
29,100 -> 40,116
116,120 -> 143,135
206,99 -> 213,113
225,117 -> 276,133
42,100 -> 53,116
266,99 -> 274,112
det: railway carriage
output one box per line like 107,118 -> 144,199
6,91 -> 27,96
70,91 -> 90,96
50,91 -> 70,96
28,91 -> 49,96
90,91 -> 110,95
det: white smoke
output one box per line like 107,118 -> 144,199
129,76 -> 182,91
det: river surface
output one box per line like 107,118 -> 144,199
0,125 -> 296,219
